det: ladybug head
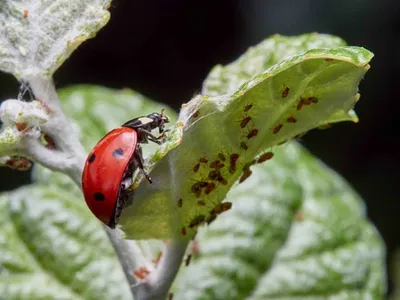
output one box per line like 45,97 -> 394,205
147,109 -> 169,133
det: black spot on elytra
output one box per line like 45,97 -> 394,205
88,153 -> 96,163
94,192 -> 105,201
112,148 -> 124,157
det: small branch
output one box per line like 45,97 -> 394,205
133,239 -> 190,300
105,227 -> 138,288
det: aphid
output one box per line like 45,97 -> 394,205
273,124 -> 283,134
210,202 -> 232,216
240,142 -> 248,150
229,153 -> 240,174
218,153 -> 226,162
191,181 -> 208,198
325,58 -> 334,61
168,293 -> 174,300
193,110 -> 199,118
177,198 -> 183,207
210,160 -> 224,169
282,87 -> 289,98
189,215 -> 206,228
43,134 -> 56,149
208,170 -> 221,181
185,254 -> 192,266
133,267 -> 150,280
23,9 -> 28,19
239,168 -> 252,183
257,152 -> 274,163
240,116 -> 252,128
247,128 -> 258,139
197,200 -> 206,206
219,178 -> 228,185
181,227 -> 187,236
205,182 -> 216,194
206,214 -> 217,225
199,157 -> 208,164
243,103 -> 253,112
16,122 -> 27,131
230,153 -> 239,163
152,251 -> 163,265
286,116 -> 297,123
5,156 -> 32,171
297,99 -> 304,110
193,163 -> 200,173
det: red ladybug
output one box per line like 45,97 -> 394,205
82,110 -> 169,228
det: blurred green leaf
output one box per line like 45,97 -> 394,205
172,142 -> 386,299
0,183 -> 131,300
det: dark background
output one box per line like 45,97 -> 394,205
0,0 -> 398,296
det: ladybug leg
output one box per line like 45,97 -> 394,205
135,146 -> 153,184
137,128 -> 162,145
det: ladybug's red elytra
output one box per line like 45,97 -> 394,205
82,110 -> 169,228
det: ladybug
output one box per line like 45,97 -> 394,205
82,110 -> 169,228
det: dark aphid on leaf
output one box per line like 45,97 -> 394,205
210,160 -> 224,169
191,181 -> 208,198
197,200 -> 206,206
257,152 -> 274,163
239,167 -> 252,183
177,198 -> 183,207
240,116 -> 252,128
199,157 -> 208,164
206,214 -> 217,225
243,103 -> 253,112
247,128 -> 258,139
240,141 -> 248,150
218,153 -> 226,161
210,202 -> 232,216
193,163 -> 200,173
282,87 -> 289,98
273,123 -> 283,134
205,182 -> 216,194
181,227 -> 187,236
287,116 -> 297,123
189,215 -> 206,228
229,153 -> 239,174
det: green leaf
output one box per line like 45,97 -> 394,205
172,142 -> 386,300
0,1 -> 111,78
0,183 -> 131,300
119,46 -> 373,240
203,33 -> 347,96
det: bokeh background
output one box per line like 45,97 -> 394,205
0,0 -> 398,296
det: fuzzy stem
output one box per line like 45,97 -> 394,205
133,239 -> 190,300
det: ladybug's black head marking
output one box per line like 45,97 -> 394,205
146,109 -> 170,133
94,192 -> 105,201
